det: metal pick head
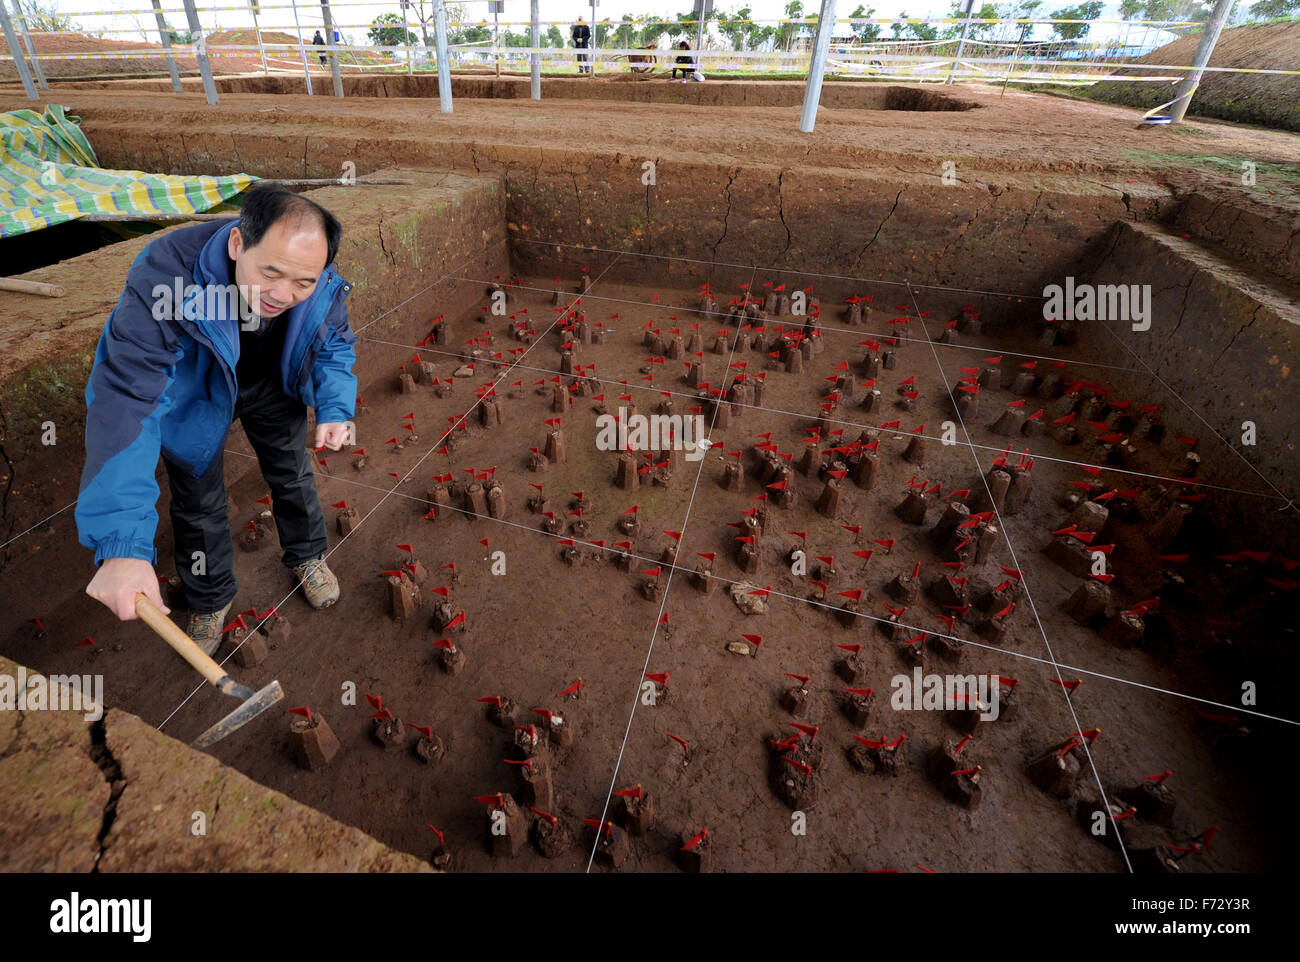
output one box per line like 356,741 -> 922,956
193,680 -> 284,749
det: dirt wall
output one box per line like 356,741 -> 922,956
1081,219 -> 1299,546
0,169 -> 506,577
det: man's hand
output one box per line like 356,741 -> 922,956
315,421 -> 349,451
87,557 -> 170,621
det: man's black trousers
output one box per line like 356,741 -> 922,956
163,375 -> 328,614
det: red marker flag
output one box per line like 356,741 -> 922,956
681,828 -> 708,851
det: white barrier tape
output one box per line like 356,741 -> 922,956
29,12 -> 1209,26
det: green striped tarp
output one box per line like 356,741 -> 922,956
1,104 -> 255,238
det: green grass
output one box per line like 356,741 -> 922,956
1118,149 -> 1300,187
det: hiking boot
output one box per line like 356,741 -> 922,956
293,553 -> 340,609
188,601 -> 234,657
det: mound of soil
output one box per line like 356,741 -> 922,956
0,31 -> 264,80
1083,20 -> 1300,131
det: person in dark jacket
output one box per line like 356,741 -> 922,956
671,40 -> 693,79
78,183 -> 357,655
312,29 -> 326,67
572,17 -> 591,74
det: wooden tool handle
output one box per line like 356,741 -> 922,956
134,593 -> 226,687
0,277 -> 66,297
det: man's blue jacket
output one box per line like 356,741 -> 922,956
74,218 -> 357,567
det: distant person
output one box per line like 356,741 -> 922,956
672,40 -> 704,82
312,29 -> 326,67
572,17 -> 591,75
671,40 -> 692,80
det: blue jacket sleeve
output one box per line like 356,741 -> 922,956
75,272 -> 183,566
309,302 -> 358,426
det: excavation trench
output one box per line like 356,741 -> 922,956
0,138 -> 1294,871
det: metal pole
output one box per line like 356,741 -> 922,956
1000,19 -> 1029,98
289,0 -> 314,95
945,0 -> 973,84
9,0 -> 47,88
530,0 -> 540,98
180,0 -> 219,105
321,1 -> 344,96
589,0 -> 596,76
150,0 -> 183,91
1168,0 -> 1234,124
400,0 -> 413,75
798,0 -> 836,132
249,0 -> 269,76
433,0 -> 452,113
494,8 -> 500,77
0,1 -> 37,98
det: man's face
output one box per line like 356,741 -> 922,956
228,218 -> 328,319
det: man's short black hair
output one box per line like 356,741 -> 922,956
238,182 -> 343,269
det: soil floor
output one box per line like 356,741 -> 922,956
0,78 -> 1294,872
1,257 -> 1292,871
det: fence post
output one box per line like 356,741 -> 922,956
1168,0 -> 1233,124
249,0 -> 270,76
0,2 -> 37,98
180,0 -> 219,105
400,0 -> 413,75
530,0 -> 541,98
434,0 -> 453,113
149,0 -> 183,91
289,0 -> 314,95
320,1 -> 344,96
799,0 -> 836,132
9,0 -> 47,89
945,0 -> 973,84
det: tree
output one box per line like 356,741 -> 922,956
717,5 -> 749,49
912,17 -> 939,39
614,14 -> 637,47
1048,1 -> 1103,40
749,23 -> 776,48
715,5 -> 777,50
1116,0 -> 1214,35
369,13 -> 417,47
544,24 -> 565,47
1247,0 -> 1299,16
848,4 -> 882,42
892,10 -> 939,39
779,0 -> 805,49
16,0 -> 76,32
997,0 -> 1042,41
406,0 -> 439,49
664,10 -> 698,41
441,2 -> 490,48
499,27 -> 531,48
942,1 -> 1002,39
641,15 -> 675,46
450,24 -> 491,45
